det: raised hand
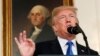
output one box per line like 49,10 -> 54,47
14,30 -> 35,56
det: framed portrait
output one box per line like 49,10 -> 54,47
3,0 -> 73,56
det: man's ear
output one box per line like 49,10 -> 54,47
52,25 -> 57,32
52,17 -> 58,32
76,18 -> 79,23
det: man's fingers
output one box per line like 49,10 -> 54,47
27,39 -> 35,47
19,32 -> 23,43
14,37 -> 20,46
23,30 -> 27,41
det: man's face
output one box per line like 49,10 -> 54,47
53,9 -> 78,38
30,9 -> 45,27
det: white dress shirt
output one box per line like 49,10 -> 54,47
57,36 -> 78,55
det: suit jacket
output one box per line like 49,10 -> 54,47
34,38 -> 98,56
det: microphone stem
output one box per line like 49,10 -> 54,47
81,31 -> 90,55
77,23 -> 90,55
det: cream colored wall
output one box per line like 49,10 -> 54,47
0,0 -> 3,56
96,0 -> 100,54
74,0 -> 100,54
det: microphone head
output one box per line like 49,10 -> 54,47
67,25 -> 82,35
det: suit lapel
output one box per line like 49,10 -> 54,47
77,42 -> 87,55
51,39 -> 63,55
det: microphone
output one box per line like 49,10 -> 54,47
67,23 -> 91,55
67,23 -> 82,34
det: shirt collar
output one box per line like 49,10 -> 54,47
57,36 -> 77,47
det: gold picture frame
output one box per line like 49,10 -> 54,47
3,0 -> 73,56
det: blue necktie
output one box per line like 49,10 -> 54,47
66,41 -> 73,56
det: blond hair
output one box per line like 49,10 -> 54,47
51,6 -> 77,25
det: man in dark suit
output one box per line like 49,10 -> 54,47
15,6 -> 98,56
34,39 -> 98,55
